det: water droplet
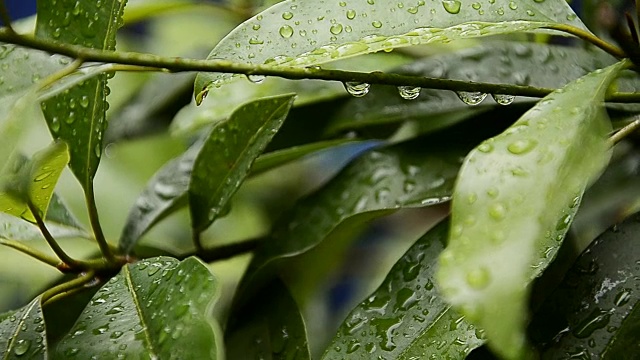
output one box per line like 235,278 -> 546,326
344,82 -> 370,97
371,20 -> 382,28
471,2 -> 481,9
573,308 -> 611,338
246,75 -> 265,84
492,94 -> 515,105
279,25 -> 294,38
614,288 -> 632,306
488,203 -> 506,220
94,144 -> 102,158
14,339 -> 30,356
330,23 -> 343,35
466,267 -> 490,289
282,11 -> 293,20
148,264 -> 161,276
456,91 -> 487,105
508,1 -> 517,10
477,142 -> 493,153
346,9 -> 356,19
398,86 -> 421,100
34,170 -> 54,182
507,139 -> 537,155
442,0 -> 461,14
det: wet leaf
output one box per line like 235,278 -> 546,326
436,62 -> 627,359
226,279 -> 311,360
0,141 -> 70,223
36,0 -> 127,190
529,212 -> 640,359
327,42 -> 636,135
173,53 -> 410,135
235,122 -> 493,304
0,297 -> 47,359
323,220 -> 484,360
194,0 -> 587,102
54,257 -> 222,359
189,94 -> 296,233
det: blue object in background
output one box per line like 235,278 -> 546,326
3,0 -> 36,22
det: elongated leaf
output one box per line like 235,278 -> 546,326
529,212 -> 640,358
54,257 -> 222,359
0,297 -> 47,359
323,220 -> 484,359
436,62 -> 627,359
327,42 -> 635,135
226,279 -> 311,360
236,119 -> 502,304
194,0 -> 587,101
36,0 -> 127,190
0,142 -> 70,223
189,94 -> 296,232
173,52 -> 410,135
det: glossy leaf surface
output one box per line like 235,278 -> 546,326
194,0 -> 586,101
0,142 -> 70,223
226,279 -> 311,360
323,220 -> 484,359
530,213 -> 640,359
173,53 -> 410,135
437,62 -> 626,359
36,0 -> 127,190
189,94 -> 295,232
327,42 -> 629,135
55,257 -> 221,359
236,125 -> 485,303
0,297 -> 47,359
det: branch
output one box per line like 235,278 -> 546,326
85,186 -> 116,264
2,29 -> 639,104
0,1 -> 16,36
609,115 -> 640,146
0,238 -> 67,271
181,238 -> 262,263
41,270 -> 97,305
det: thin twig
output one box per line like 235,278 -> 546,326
0,238 -> 68,271
182,238 -> 262,262
609,115 -> 640,146
546,24 -> 627,59
85,186 -> 116,264
28,201 -> 86,269
1,29 -> 639,103
41,270 -> 97,305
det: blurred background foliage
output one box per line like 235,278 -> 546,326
1,0 -> 638,357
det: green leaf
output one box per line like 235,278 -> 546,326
189,94 -> 296,232
326,41 -> 628,135
173,53 -> 410,135
0,297 -> 47,359
194,0 -> 587,102
436,62 -> 627,359
0,141 -> 70,223
529,212 -> 640,358
236,126 -> 484,304
226,279 -> 311,360
322,220 -> 484,359
54,257 -> 222,359
36,0 -> 127,190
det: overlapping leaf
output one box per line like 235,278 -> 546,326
436,62 -> 627,359
529,212 -> 640,358
0,297 -> 47,359
326,42 -> 639,135
54,257 -> 221,359
323,220 -> 484,360
189,94 -> 296,233
0,142 -> 70,223
226,279 -> 311,360
194,0 -> 588,101
36,0 -> 127,190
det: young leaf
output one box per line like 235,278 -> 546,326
323,220 -> 484,360
0,141 -> 70,223
326,42 -> 630,135
36,0 -> 127,190
436,61 -> 628,359
189,94 -> 296,233
226,279 -> 311,360
194,0 -> 587,101
529,212 -> 640,358
0,297 -> 47,359
54,257 -> 222,359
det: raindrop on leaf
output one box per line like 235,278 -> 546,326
397,86 -> 421,100
344,82 -> 370,97
491,94 -> 515,105
456,91 -> 487,105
